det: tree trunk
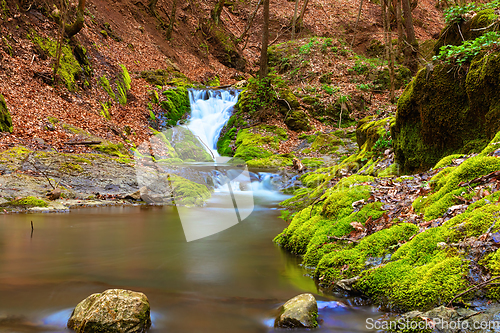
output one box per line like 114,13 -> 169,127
166,0 -> 177,40
291,0 -> 299,40
259,0 -> 270,78
64,0 -> 86,37
401,0 -> 418,72
394,0 -> 403,55
350,0 -> 364,48
384,0 -> 396,103
297,0 -> 309,32
211,0 -> 226,25
239,0 -> 262,41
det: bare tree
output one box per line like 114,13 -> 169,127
383,0 -> 396,102
296,0 -> 310,32
211,0 -> 226,25
401,0 -> 418,72
259,0 -> 270,78
239,0 -> 262,42
166,0 -> 177,40
52,0 -> 86,37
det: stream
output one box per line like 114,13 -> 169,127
0,89 -> 384,332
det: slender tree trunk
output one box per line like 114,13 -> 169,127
395,0 -> 403,55
401,0 -> 418,72
211,0 -> 226,25
291,0 -> 299,40
54,0 -> 67,84
297,0 -> 309,32
259,0 -> 270,78
350,0 -> 364,48
166,0 -> 177,40
384,0 -> 395,102
239,0 -> 262,41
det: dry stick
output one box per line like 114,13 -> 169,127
447,276 -> 500,307
457,23 -> 465,41
31,221 -> 33,238
350,0 -> 364,48
223,7 -> 240,33
470,20 -> 498,31
239,0 -> 262,41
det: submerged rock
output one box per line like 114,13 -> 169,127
67,289 -> 151,333
274,293 -> 318,329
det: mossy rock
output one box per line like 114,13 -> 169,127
160,86 -> 191,127
246,153 -> 294,168
216,114 -> 248,156
391,59 -> 495,173
6,196 -> 48,207
372,65 -> 412,91
139,68 -> 188,86
285,110 -> 311,132
356,204 -> 500,311
236,75 -> 299,122
169,174 -> 212,206
356,116 -> 391,152
0,94 -> 12,133
309,133 -> 342,154
164,127 -> 213,162
93,142 -> 130,158
233,125 -> 287,161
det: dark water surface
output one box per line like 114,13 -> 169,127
0,193 -> 381,333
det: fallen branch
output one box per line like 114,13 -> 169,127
327,235 -> 360,244
64,141 -> 102,145
447,276 -> 500,307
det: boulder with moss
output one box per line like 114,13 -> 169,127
0,94 -> 12,133
392,55 -> 500,173
232,125 -> 287,161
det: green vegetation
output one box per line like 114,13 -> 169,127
117,64 -> 131,105
434,31 -> 500,66
30,32 -> 82,91
7,196 -> 48,207
233,125 -> 287,161
99,76 -> 115,100
0,94 -> 13,133
161,86 -> 191,127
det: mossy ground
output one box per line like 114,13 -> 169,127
0,94 -> 13,133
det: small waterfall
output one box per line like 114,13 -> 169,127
186,89 -> 240,158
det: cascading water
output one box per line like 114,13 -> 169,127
186,89 -> 240,158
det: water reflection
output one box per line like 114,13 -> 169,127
0,203 -> 382,332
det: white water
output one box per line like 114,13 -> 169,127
186,89 -> 240,158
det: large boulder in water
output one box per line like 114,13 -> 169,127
274,293 -> 318,329
67,289 -> 151,333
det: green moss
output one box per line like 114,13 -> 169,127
357,116 -> 391,151
99,76 -> 115,100
246,154 -> 294,168
233,125 -> 287,161
301,158 -> 325,168
0,94 -> 13,133
378,163 -> 400,177
169,174 -> 212,206
316,223 -> 418,282
163,127 -> 212,161
417,154 -> 500,220
59,162 -> 84,174
161,86 -> 190,126
139,68 -> 189,86
93,142 -> 130,158
7,196 -> 48,207
30,33 -> 81,91
433,154 -> 464,169
309,133 -> 342,154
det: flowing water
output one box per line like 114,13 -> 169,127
0,90 -> 384,332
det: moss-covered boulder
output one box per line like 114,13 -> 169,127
0,94 -> 13,133
67,289 -> 151,333
308,133 -> 342,154
160,86 -> 191,127
274,294 -> 318,329
246,153 -> 294,168
233,125 -> 287,161
164,127 -> 213,162
392,56 -> 500,173
356,116 -> 392,152
284,110 -> 311,132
